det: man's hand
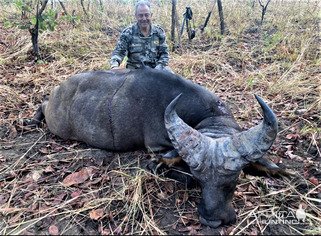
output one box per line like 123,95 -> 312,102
155,64 -> 175,74
110,61 -> 120,70
155,64 -> 164,70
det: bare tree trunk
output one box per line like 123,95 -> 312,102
99,0 -> 104,11
31,10 -> 40,59
39,0 -> 48,15
87,0 -> 90,12
28,0 -> 49,61
80,0 -> 88,16
217,0 -> 226,35
22,0 -> 28,19
71,9 -> 76,26
200,2 -> 215,33
58,0 -> 68,15
258,0 -> 272,25
251,0 -> 256,9
171,0 -> 177,49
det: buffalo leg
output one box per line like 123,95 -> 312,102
159,149 -> 182,166
147,149 -> 197,187
242,157 -> 289,177
23,105 -> 45,127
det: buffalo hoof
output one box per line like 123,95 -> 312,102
146,159 -> 197,188
199,216 -> 222,228
22,118 -> 41,127
147,159 -> 167,175
159,149 -> 182,167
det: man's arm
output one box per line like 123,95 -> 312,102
156,28 -> 169,67
110,30 -> 131,69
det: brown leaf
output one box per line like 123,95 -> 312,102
71,190 -> 82,198
249,227 -> 258,235
39,147 -> 50,154
99,226 -> 111,235
48,225 -> 59,235
53,193 -> 67,205
62,167 -> 94,187
285,133 -> 300,140
157,191 -> 167,199
285,150 -> 303,161
188,227 -> 199,235
32,171 -> 42,181
108,211 -> 114,222
89,208 -> 104,220
164,182 -> 174,193
51,143 -> 64,152
44,165 -> 55,173
83,177 -> 102,187
309,176 -> 319,186
8,125 -> 17,139
187,224 -> 201,235
225,225 -> 235,235
0,194 -> 8,205
22,230 -> 34,235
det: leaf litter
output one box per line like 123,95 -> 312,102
0,1 -> 320,235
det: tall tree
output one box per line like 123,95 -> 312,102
29,0 -> 49,61
217,0 -> 226,35
98,0 -> 104,11
58,0 -> 68,16
80,0 -> 88,17
171,0 -> 177,48
258,0 -> 272,25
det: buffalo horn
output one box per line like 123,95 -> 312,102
164,94 -> 278,171
164,94 -> 211,169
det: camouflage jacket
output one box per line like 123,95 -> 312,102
110,23 -> 169,69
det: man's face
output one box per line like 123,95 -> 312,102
135,4 -> 152,30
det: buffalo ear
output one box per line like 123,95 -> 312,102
242,157 -> 290,177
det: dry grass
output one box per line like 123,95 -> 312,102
0,0 -> 320,235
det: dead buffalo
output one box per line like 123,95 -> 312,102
26,67 -> 279,228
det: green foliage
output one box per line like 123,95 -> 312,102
300,124 -> 321,137
3,0 -> 58,32
13,0 -> 27,11
263,31 -> 283,51
246,75 -> 256,89
61,13 -> 81,26
3,20 -> 13,28
32,8 -> 58,32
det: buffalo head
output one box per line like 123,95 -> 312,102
164,94 -> 278,228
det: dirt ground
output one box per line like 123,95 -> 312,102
0,123 -> 320,235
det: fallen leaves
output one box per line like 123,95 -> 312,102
309,176 -> 319,186
48,225 -> 59,235
44,165 -> 55,173
177,223 -> 201,235
32,170 -> 42,181
284,145 -> 304,161
89,208 -> 104,220
62,167 -> 95,187
285,133 -> 300,141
